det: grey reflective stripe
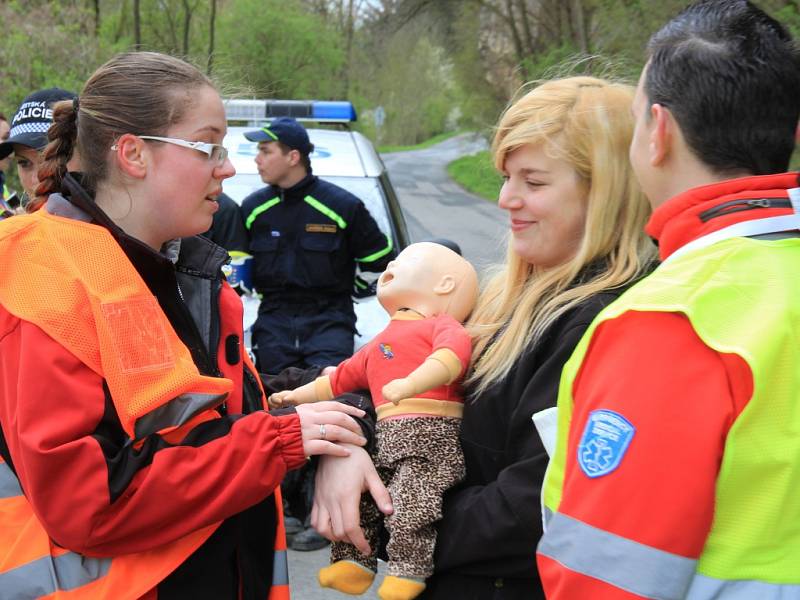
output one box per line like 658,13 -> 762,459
0,461 -> 22,498
245,197 -> 280,229
538,512 -> 696,600
272,549 -> 289,586
686,574 -> 800,599
0,552 -> 112,599
134,392 -> 228,440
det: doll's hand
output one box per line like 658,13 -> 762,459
268,390 -> 296,409
382,378 -> 415,405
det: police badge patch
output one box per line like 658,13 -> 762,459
578,409 -> 635,478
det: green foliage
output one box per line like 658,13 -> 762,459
215,0 -> 345,99
4,0 -> 800,152
447,151 -> 503,203
446,2 -> 508,133
0,2 -> 122,115
771,2 -> 800,38
349,24 -> 460,146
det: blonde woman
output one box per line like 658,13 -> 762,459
311,76 -> 657,600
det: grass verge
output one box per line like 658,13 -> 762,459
447,150 -> 503,202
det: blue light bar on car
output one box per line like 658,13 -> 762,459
311,101 -> 357,122
223,99 -> 357,123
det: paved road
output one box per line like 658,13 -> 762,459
383,132 -> 508,274
287,133 -> 509,599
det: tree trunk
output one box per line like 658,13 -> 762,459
134,0 -> 141,48
503,0 -> 529,79
182,0 -> 193,56
515,0 -> 535,55
342,0 -> 356,96
208,0 -> 217,73
571,0 -> 589,53
93,0 -> 100,35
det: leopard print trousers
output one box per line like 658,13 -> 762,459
330,416 -> 465,579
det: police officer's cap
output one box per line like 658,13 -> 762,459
243,117 -> 314,156
0,88 -> 77,160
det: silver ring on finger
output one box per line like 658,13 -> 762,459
319,423 -> 327,440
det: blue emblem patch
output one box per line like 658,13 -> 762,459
578,410 -> 635,478
379,343 -> 394,359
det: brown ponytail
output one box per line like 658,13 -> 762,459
33,99 -> 79,210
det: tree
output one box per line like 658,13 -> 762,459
215,0 -> 345,99
181,0 -> 201,55
134,0 -> 142,47
208,0 -> 217,74
0,2 -> 121,113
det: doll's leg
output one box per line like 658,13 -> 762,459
319,487 -> 386,594
377,418 -> 464,600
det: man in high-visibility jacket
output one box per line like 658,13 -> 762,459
537,1 -> 800,598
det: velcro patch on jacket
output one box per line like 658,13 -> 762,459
306,224 -> 337,233
101,298 -> 175,372
578,409 -> 635,478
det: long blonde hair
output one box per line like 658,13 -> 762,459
468,76 -> 656,395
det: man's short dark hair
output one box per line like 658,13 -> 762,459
277,141 -> 312,172
645,0 -> 800,175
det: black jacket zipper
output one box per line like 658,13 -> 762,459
698,198 -> 791,222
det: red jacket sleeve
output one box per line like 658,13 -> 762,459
537,310 -> 752,598
0,316 -> 307,557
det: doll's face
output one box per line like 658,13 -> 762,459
377,244 -> 431,303
377,242 -> 474,317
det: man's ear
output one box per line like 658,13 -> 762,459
649,103 -> 672,167
113,133 -> 147,179
433,275 -> 456,296
288,149 -> 302,167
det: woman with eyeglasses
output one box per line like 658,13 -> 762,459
0,51 -> 367,599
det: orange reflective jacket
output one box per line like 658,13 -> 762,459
0,210 -> 291,599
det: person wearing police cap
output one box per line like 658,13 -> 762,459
0,88 -> 77,214
240,116 -> 396,551
241,117 -> 395,374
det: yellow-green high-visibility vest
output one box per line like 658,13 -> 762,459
543,235 -> 800,598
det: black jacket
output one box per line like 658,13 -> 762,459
420,289 -> 626,600
202,192 -> 249,253
240,173 -> 395,305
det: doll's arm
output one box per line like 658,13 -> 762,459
268,375 -> 335,408
382,348 -> 464,405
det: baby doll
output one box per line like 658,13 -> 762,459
269,242 -> 478,600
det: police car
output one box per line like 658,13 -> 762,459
221,99 -> 410,350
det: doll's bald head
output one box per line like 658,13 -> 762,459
377,242 -> 478,322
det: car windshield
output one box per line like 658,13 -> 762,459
223,174 -> 392,238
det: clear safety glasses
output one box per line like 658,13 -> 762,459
136,135 -> 228,165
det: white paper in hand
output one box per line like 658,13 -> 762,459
532,406 -> 559,458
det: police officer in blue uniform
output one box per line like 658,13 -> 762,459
241,117 -> 395,372
241,117 -> 395,551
